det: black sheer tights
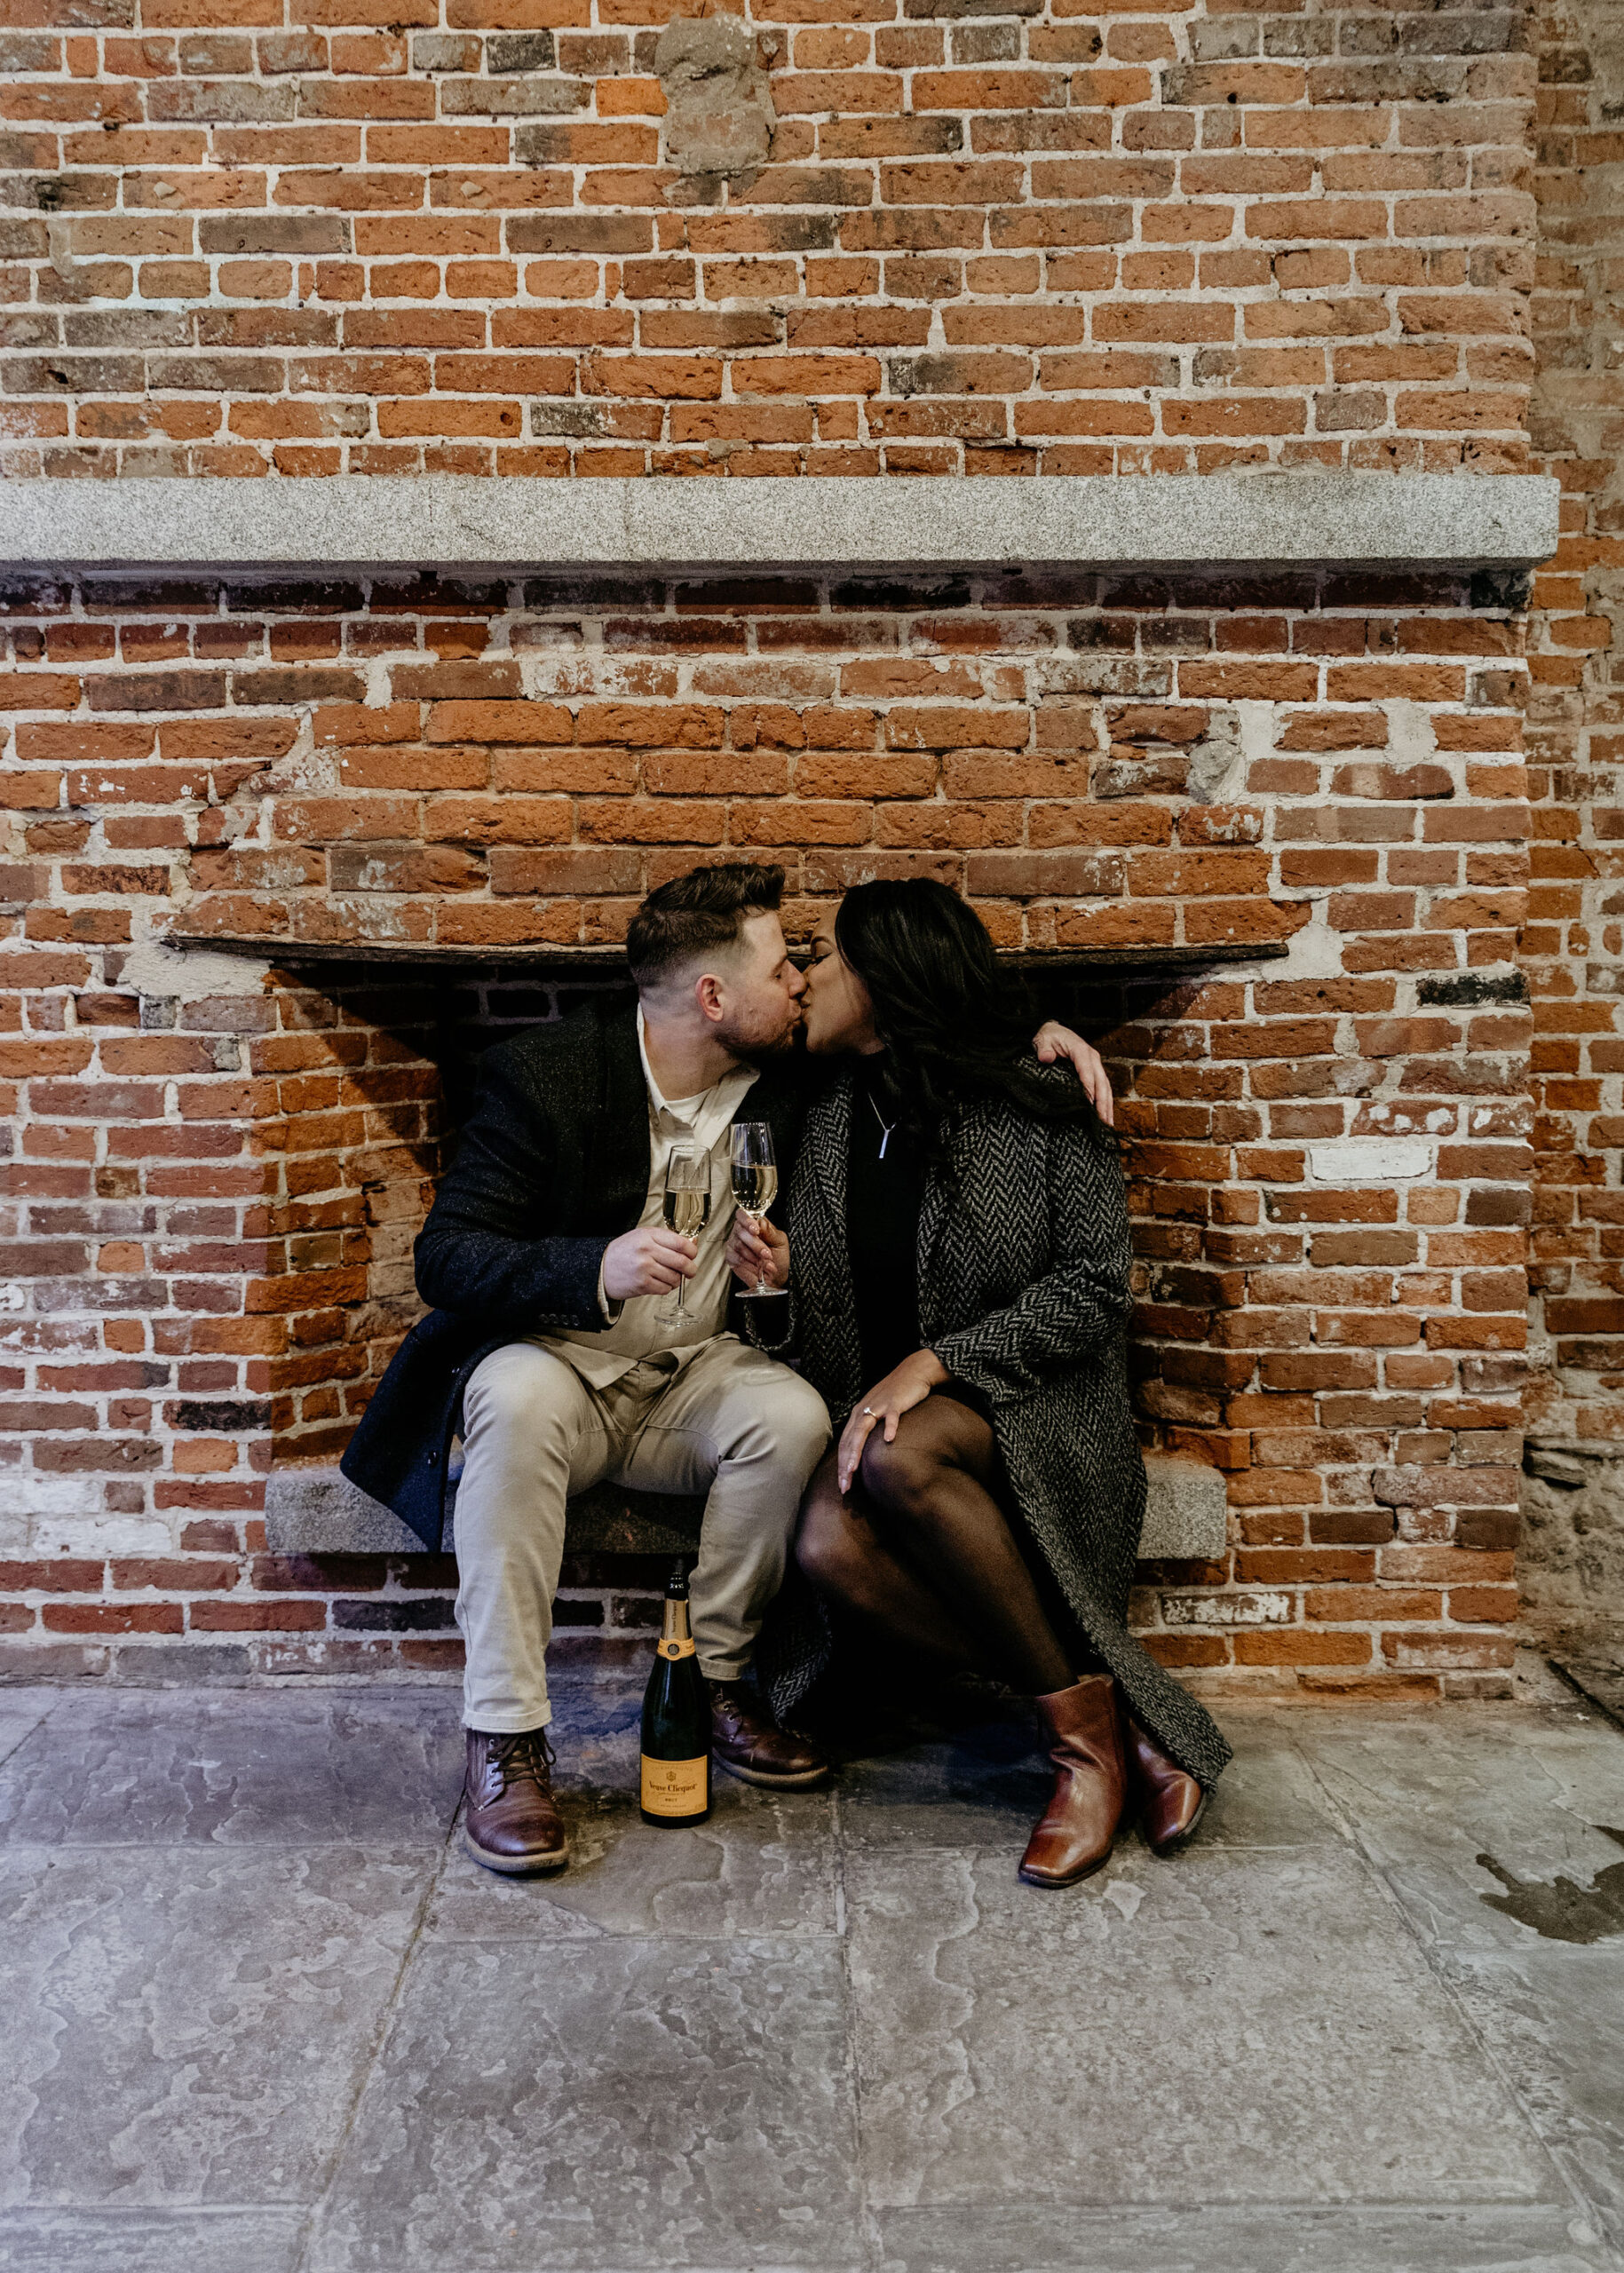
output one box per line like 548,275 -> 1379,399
796,1395 -> 1075,1698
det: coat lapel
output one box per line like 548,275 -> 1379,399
812,1071 -> 852,1247
596,1007 -> 653,1231
915,1105 -> 965,1308
788,1073 -> 862,1412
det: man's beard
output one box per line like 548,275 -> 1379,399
724,1014 -> 805,1067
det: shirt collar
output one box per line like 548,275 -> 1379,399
636,1004 -> 754,1123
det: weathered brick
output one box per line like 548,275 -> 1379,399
0,1 -> 1553,1697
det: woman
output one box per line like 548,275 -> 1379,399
733,880 -> 1231,1886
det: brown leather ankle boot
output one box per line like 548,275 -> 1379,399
463,1727 -> 568,1875
1125,1715 -> 1207,1856
1018,1674 -> 1128,1889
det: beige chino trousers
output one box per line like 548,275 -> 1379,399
453,1334 -> 832,1732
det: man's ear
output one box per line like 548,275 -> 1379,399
693,970 -> 726,1026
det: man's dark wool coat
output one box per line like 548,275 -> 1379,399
339,1002 -> 809,1550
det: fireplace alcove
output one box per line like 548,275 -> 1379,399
186,933 -> 1263,1568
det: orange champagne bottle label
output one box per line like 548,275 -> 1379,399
657,1637 -> 696,1659
641,1754 -> 708,1817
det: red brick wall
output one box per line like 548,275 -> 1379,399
0,0 -> 1565,1692
0,0 -> 1533,480
0,569 -> 1530,1695
1524,0 -> 1624,1455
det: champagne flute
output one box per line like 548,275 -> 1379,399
660,1147 -> 710,1324
729,1121 -> 779,1299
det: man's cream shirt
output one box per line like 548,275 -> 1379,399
540,1006 -> 760,1389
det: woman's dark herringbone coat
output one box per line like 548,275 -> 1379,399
761,1065 -> 1232,1791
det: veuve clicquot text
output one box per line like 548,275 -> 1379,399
639,1559 -> 711,1826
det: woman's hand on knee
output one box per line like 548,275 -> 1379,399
837,1348 -> 949,1494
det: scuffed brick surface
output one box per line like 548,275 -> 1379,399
1523,0 -> 1624,1457
0,570 -> 1530,1696
0,0 -> 1564,1695
0,1 -> 1535,479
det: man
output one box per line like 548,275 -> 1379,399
345,863 -> 832,1874
343,861 -> 1114,1878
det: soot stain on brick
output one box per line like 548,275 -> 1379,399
1475,1826 -> 1624,1943
1419,970 -> 1529,1008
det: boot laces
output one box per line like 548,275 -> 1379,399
488,1728 -> 556,1795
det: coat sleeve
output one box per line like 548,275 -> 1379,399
414,1049 -> 610,1332
927,1116 -> 1133,1398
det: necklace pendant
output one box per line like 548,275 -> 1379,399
878,1130 -> 890,1160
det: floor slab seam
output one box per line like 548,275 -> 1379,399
871,2198 -> 1624,2273
0,1836 -> 458,1858
299,1929 -> 865,2270
0,1694 -> 63,1729
0,1717 -> 55,1776
379,1927 -> 862,1952
1,1841 -> 447,2222
427,1926 -> 849,1943
289,1806 -> 462,2273
836,1836 -> 1327,1854
1547,1661 -> 1624,1739
828,1786 -> 883,2273
1287,1727 -> 1617,2257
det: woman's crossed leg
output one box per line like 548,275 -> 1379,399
796,1392 -> 1073,1696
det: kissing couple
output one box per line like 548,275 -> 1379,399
344,862 -> 1231,1887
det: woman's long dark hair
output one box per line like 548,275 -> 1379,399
834,879 -> 1105,1149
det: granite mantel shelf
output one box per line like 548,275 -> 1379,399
2,471 -> 1558,577
166,933 -> 1290,974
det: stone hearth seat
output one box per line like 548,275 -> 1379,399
265,1452 -> 1228,1563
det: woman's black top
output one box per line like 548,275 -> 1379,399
846,1052 -> 924,1385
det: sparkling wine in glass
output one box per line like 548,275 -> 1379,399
729,1122 -> 779,1299
661,1147 -> 710,1322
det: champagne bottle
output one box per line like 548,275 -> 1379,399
639,1558 -> 711,1826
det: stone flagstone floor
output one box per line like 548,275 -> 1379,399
0,1663 -> 1621,2273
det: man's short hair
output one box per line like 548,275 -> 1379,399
626,861 -> 787,989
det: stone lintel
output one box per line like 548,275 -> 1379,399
170,934 -> 1290,975
263,1452 -> 1228,1564
1,473 -> 1558,577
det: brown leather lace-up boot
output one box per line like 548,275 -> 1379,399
1018,1674 -> 1128,1889
463,1727 -> 569,1875
708,1680 -> 830,1790
1125,1715 -> 1207,1856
